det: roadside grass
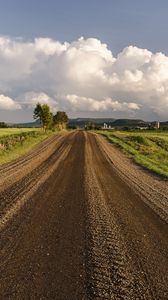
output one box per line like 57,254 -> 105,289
0,128 -> 57,165
98,130 -> 168,178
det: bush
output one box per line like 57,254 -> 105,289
126,135 -> 148,145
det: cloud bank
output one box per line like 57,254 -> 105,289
0,36 -> 168,120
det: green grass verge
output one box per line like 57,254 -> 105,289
0,129 -> 56,165
97,130 -> 168,178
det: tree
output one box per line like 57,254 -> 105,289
53,111 -> 69,130
40,104 -> 53,130
0,122 -> 8,128
34,103 -> 53,130
85,122 -> 95,130
33,103 -> 43,125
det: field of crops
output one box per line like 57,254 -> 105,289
99,130 -> 168,177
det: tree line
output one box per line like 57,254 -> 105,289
33,103 -> 68,130
0,122 -> 8,128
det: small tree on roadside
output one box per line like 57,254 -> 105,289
34,103 -> 53,130
85,122 -> 95,130
33,103 -> 43,126
53,111 -> 69,130
40,104 -> 53,130
48,112 -> 54,129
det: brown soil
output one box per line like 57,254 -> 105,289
0,131 -> 168,299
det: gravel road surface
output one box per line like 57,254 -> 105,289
0,131 -> 168,299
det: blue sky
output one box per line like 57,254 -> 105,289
0,0 -> 168,122
0,0 -> 168,55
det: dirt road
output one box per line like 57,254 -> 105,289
0,131 -> 168,299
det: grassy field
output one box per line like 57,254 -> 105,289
98,130 -> 168,178
0,128 -> 55,164
0,128 -> 41,137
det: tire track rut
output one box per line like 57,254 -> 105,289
95,134 -> 168,223
0,133 -> 74,229
0,133 -> 65,174
0,134 -> 70,192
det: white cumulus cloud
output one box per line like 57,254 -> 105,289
0,94 -> 21,110
0,36 -> 168,120
65,94 -> 140,112
20,92 -> 58,109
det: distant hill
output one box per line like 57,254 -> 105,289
160,121 -> 168,127
10,119 -> 41,128
69,118 -> 168,129
11,118 -> 116,128
111,119 -> 147,127
68,118 -> 115,128
9,118 -> 168,129
68,118 -> 152,128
